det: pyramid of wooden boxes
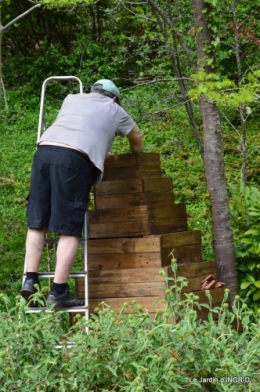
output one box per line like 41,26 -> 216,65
75,152 -> 224,318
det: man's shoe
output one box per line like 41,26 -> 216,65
20,278 -> 38,302
46,288 -> 84,309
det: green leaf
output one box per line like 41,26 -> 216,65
247,261 -> 256,271
240,281 -> 252,289
245,273 -> 255,283
246,286 -> 257,297
244,229 -> 260,236
240,238 -> 253,244
248,211 -> 260,217
253,291 -> 260,301
254,281 -> 260,289
243,186 -> 250,200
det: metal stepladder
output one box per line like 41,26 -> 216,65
22,76 -> 89,330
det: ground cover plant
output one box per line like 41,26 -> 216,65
0,260 -> 259,391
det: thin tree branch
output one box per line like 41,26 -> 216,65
147,0 -> 195,68
135,99 -> 191,119
121,77 -> 191,92
1,77 -> 8,110
3,4 -> 41,31
0,177 -> 15,184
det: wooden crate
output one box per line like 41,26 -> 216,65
71,288 -> 224,324
72,152 -> 224,325
88,204 -> 188,238
103,153 -> 161,180
94,177 -> 174,209
89,287 -> 225,320
76,260 -> 215,299
72,262 -> 223,323
86,231 -> 203,270
160,231 -> 203,265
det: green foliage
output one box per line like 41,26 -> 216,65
201,0 -> 260,77
0,262 -> 260,391
38,0 -> 94,7
229,181 -> 260,310
189,71 -> 260,108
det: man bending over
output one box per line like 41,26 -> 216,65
21,79 -> 144,308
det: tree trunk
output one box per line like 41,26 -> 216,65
192,0 -> 238,303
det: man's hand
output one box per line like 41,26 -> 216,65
106,151 -> 114,157
126,125 -> 144,153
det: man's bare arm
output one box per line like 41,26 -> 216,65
126,125 -> 144,152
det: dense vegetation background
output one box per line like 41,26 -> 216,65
0,1 -> 260,390
1,0 -> 260,307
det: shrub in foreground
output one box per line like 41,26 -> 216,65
0,261 -> 259,392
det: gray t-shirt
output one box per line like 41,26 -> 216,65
39,92 -> 136,183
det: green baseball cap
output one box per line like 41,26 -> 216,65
91,79 -> 120,101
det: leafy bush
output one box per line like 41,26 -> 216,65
230,181 -> 260,311
0,261 -> 259,391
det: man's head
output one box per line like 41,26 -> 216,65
91,79 -> 121,105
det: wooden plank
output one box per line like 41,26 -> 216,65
104,154 -> 137,169
142,177 -> 172,192
88,253 -> 163,270
94,177 -> 172,197
89,268 -> 165,284
87,261 -> 216,284
136,153 -> 161,166
102,166 -> 161,181
161,230 -> 202,248
137,165 -> 161,172
151,220 -> 188,234
161,244 -> 203,265
144,192 -> 174,204
95,193 -> 147,209
77,263 -> 217,301
149,204 -> 186,220
89,282 -> 165,298
88,297 -> 167,313
181,275 -> 216,293
172,261 -> 216,278
94,178 -> 143,196
104,153 -> 160,169
88,288 -> 224,313
88,237 -> 161,254
188,287 -> 225,305
89,221 -> 150,239
88,206 -> 149,224
94,192 -> 174,209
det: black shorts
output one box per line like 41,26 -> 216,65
27,145 -> 94,236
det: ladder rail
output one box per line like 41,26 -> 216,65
37,76 -> 84,142
84,214 -> 89,329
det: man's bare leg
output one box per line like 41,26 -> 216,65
54,234 -> 80,283
21,228 -> 47,302
46,234 -> 83,308
25,228 -> 48,271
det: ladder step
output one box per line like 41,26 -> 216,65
37,271 -> 87,278
26,306 -> 87,313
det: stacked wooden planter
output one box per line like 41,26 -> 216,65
75,152 -> 224,319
